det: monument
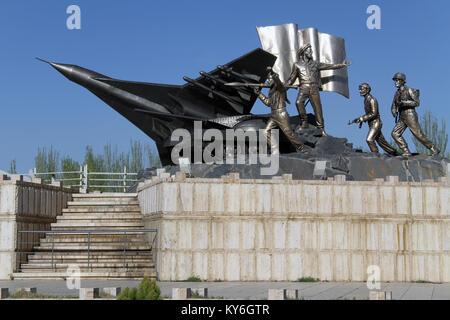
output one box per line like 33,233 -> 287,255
35,23 -> 449,282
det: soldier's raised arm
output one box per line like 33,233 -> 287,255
319,61 -> 352,71
254,87 -> 270,107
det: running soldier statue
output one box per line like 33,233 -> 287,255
390,72 -> 440,156
348,83 -> 398,155
254,69 -> 305,154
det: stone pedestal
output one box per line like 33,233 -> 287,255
268,289 -> 286,300
0,288 -> 9,299
138,173 -> 450,282
79,288 -> 100,300
369,291 -> 392,300
172,288 -> 192,300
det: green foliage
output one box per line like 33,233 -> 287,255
35,146 -> 60,182
33,140 -> 162,190
145,144 -> 162,168
60,156 -> 81,188
117,277 -> 162,300
296,276 -> 319,282
412,111 -> 448,155
185,276 -> 202,282
118,287 -> 132,300
8,289 -> 77,299
9,159 -> 16,174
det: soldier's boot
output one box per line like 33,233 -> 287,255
401,147 -> 412,157
295,144 -> 307,153
301,119 -> 310,129
295,116 -> 309,131
320,128 -> 328,137
430,146 -> 440,156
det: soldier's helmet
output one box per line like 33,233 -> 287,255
392,72 -> 406,82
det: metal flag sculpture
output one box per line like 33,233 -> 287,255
257,23 -> 350,98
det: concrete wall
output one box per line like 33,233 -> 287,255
0,176 -> 74,279
138,173 -> 450,282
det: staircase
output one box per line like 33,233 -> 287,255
13,193 -> 156,280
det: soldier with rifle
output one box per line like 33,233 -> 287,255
247,69 -> 306,154
348,83 -> 398,155
390,72 -> 439,156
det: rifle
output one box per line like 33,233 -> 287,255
348,118 -> 363,129
225,82 -> 298,89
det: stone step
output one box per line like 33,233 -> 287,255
21,262 -> 154,269
39,234 -> 148,242
27,257 -> 152,263
62,206 -> 141,213
52,219 -> 144,226
40,233 -> 151,240
67,201 -> 140,206
70,197 -> 139,205
13,270 -> 156,280
28,252 -> 153,260
56,214 -> 143,220
72,193 -> 137,199
51,221 -> 145,228
34,244 -> 151,250
16,192 -> 154,280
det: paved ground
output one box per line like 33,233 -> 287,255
0,280 -> 449,299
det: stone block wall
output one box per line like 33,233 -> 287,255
0,176 -> 74,279
138,173 -> 449,282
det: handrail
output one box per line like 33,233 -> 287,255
17,229 -> 157,273
32,165 -> 139,193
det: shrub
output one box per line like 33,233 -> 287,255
184,276 -> 202,282
296,276 -> 319,282
118,277 -> 162,300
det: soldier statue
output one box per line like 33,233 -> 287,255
286,43 -> 352,136
348,83 -> 398,156
254,69 -> 305,154
390,72 -> 440,156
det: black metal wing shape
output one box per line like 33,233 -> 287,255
181,48 -> 277,115
39,48 -> 276,166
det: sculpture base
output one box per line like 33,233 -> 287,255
133,127 -> 449,190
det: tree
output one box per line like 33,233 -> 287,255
9,159 -> 16,174
412,111 -> 448,156
130,139 -> 144,173
34,146 -> 60,182
145,144 -> 161,168
61,156 -> 81,188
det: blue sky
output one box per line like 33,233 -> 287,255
1,0 -> 449,173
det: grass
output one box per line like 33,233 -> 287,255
296,277 -> 319,282
184,276 -> 202,282
7,289 -> 77,300
412,280 -> 441,284
190,292 -> 205,299
99,291 -> 115,299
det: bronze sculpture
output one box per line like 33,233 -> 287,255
255,69 -> 305,154
349,83 -> 398,156
286,43 -> 352,136
390,73 -> 440,156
